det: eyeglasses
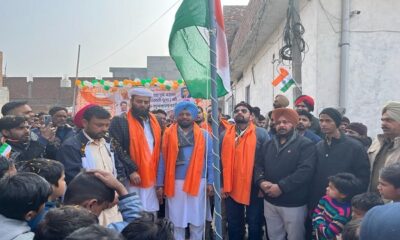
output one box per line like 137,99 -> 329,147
234,108 -> 248,114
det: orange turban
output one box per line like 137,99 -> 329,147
272,108 -> 299,125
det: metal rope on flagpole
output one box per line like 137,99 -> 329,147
208,0 -> 223,239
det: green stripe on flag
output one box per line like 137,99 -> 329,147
169,0 -> 229,99
280,79 -> 295,92
0,143 -> 11,157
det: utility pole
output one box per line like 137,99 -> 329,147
290,0 -> 302,98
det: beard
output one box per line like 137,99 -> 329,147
87,131 -> 106,140
234,116 -> 248,124
296,123 -> 306,131
178,119 -> 193,129
131,107 -> 150,118
276,128 -> 294,139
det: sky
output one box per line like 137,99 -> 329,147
0,0 -> 249,78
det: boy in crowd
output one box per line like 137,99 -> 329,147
18,158 -> 66,230
0,155 -> 16,178
0,172 -> 52,240
312,173 -> 362,240
121,213 -> 175,240
377,163 -> 400,202
350,192 -> 384,219
66,225 -> 124,240
34,206 -> 99,240
63,170 -> 142,231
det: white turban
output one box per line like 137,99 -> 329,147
128,87 -> 153,98
383,101 -> 400,122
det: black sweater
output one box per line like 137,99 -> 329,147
254,131 -> 317,207
308,133 -> 371,209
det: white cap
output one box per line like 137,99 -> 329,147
128,87 -> 153,98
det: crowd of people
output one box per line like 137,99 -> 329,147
0,88 -> 399,240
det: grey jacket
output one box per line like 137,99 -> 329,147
0,214 -> 34,240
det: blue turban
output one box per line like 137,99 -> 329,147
174,101 -> 198,119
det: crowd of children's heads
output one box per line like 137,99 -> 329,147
1,155 -> 400,240
0,157 -> 175,240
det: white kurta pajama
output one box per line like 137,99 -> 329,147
127,119 -> 159,212
157,130 -> 214,240
81,131 -> 122,226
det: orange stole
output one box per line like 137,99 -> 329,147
127,112 -> 161,188
162,123 -> 206,197
221,123 -> 257,205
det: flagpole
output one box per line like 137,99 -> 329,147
208,0 -> 223,239
72,44 -> 81,115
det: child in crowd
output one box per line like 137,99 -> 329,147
18,158 -> 66,230
63,170 -> 142,232
121,212 -> 175,240
312,173 -> 362,240
341,218 -> 362,240
350,192 -> 384,219
0,172 -> 52,240
65,225 -> 124,240
0,155 -> 16,178
377,163 -> 400,202
34,206 -> 99,240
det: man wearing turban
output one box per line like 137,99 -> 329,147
254,108 -> 316,240
294,95 -> 322,137
109,87 -> 162,214
220,101 -> 269,240
369,101 -> 400,192
156,101 -> 214,240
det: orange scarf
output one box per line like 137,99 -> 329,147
162,123 -> 205,197
127,112 -> 161,188
221,123 -> 257,205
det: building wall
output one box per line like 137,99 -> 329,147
228,0 -> 400,137
4,77 -> 74,113
110,56 -> 182,80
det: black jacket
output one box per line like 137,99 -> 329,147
57,131 -> 123,184
310,115 -> 323,138
8,140 -> 46,166
108,113 -> 142,181
46,126 -> 75,160
308,133 -> 371,209
254,131 -> 317,207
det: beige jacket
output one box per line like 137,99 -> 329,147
368,135 -> 400,168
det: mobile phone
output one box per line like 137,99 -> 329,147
43,115 -> 52,126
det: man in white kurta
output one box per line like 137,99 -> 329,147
156,101 -> 214,240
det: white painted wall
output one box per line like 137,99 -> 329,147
227,0 -> 400,137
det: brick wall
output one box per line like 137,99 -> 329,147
4,77 -> 74,113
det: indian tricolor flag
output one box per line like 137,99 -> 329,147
169,0 -> 231,99
272,67 -> 296,93
0,142 -> 12,158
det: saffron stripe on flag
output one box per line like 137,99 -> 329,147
272,67 -> 289,86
